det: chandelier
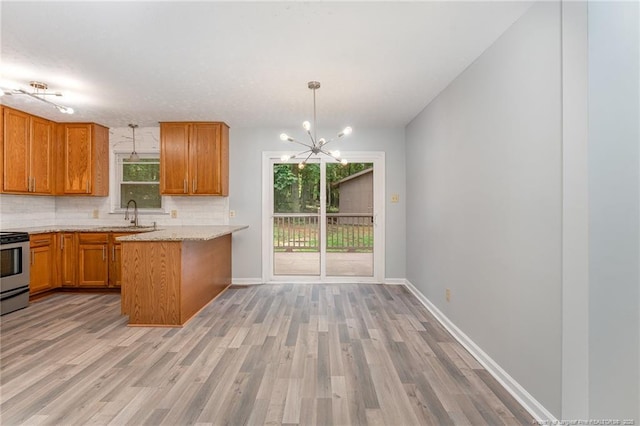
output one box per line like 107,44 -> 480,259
0,81 -> 74,114
279,81 -> 352,169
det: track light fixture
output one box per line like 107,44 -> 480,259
279,81 -> 351,169
0,81 -> 74,114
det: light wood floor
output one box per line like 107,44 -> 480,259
0,285 -> 533,425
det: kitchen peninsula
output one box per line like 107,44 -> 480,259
118,225 -> 247,327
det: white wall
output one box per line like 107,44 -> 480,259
561,0 -> 589,418
587,1 -> 639,419
405,1 -> 562,416
229,126 -> 406,281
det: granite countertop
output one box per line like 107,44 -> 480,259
2,225 -> 158,234
2,225 -> 248,241
116,225 -> 248,242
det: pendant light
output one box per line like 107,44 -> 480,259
128,124 -> 140,161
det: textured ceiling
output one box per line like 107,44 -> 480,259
1,1 -> 532,129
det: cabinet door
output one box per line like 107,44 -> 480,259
109,242 -> 122,287
108,233 -> 130,288
78,244 -> 108,287
29,234 -> 54,294
3,108 -> 30,193
190,123 -> 222,195
160,123 -> 190,194
62,124 -> 92,194
30,246 -> 53,294
30,117 -> 54,194
77,234 -> 109,287
60,233 -> 77,287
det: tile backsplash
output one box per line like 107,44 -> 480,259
1,194 -> 229,229
54,195 -> 229,227
0,194 -> 56,229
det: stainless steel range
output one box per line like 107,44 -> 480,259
0,231 -> 30,315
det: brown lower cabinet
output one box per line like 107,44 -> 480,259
109,233 -> 128,287
77,233 -> 109,287
59,232 -> 76,286
28,231 -> 137,295
29,233 -> 55,294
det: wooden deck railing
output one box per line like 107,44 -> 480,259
273,213 -> 373,252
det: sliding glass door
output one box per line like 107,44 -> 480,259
272,161 -> 321,276
265,153 -> 384,282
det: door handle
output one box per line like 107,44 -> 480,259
102,246 -> 106,261
192,179 -> 197,193
184,179 -> 187,194
112,246 -> 115,262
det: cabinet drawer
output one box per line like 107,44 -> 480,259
30,234 -> 53,247
78,233 -> 109,244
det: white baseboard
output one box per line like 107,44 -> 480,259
231,278 -> 263,285
403,279 -> 558,423
384,278 -> 407,285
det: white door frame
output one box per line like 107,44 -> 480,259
262,151 -> 385,283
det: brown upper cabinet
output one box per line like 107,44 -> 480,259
160,122 -> 229,196
1,107 -> 55,194
0,107 -> 109,196
58,123 -> 109,196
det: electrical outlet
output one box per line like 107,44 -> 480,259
446,288 -> 451,302
391,194 -> 400,203
92,209 -> 99,219
171,210 -> 178,218
229,210 -> 236,218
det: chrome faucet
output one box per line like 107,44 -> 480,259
124,199 -> 139,227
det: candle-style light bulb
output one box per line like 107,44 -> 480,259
302,121 -> 311,131
280,133 -> 289,141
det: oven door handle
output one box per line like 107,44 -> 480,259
0,286 -> 29,301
